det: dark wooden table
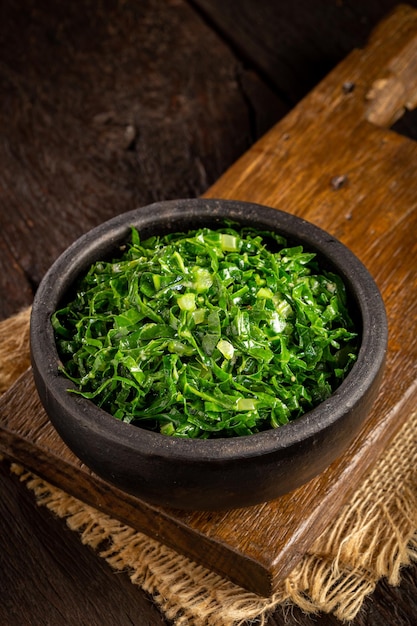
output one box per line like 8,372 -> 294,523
1,2 -> 417,625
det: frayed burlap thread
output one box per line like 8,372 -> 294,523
2,307 -> 417,625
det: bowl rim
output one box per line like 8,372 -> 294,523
30,198 -> 388,462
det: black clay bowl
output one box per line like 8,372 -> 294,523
30,199 -> 387,510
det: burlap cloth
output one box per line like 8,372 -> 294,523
1,308 -> 417,625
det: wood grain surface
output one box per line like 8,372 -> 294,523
0,0 -> 281,321
192,0 -> 417,101
1,3 -> 417,601
2,2 -> 417,624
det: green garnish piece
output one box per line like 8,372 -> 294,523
52,226 -> 358,438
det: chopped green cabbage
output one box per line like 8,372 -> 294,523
52,226 -> 358,438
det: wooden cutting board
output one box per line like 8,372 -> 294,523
1,5 -> 417,597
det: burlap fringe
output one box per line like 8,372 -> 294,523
0,307 -> 31,394
3,307 -> 417,624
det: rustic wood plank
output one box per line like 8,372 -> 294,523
0,0 -> 283,321
3,443 -> 416,626
1,5 -> 417,600
192,0 -> 417,104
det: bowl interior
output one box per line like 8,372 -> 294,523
30,198 -> 387,462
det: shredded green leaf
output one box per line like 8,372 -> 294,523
53,226 -> 358,438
